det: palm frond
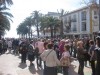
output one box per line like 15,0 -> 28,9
0,0 -> 13,6
2,12 -> 13,18
0,6 -> 9,11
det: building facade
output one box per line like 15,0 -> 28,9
47,12 -> 60,19
62,4 -> 99,38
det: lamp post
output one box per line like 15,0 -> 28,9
99,0 -> 100,31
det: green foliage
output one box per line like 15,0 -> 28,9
0,0 -> 13,38
17,23 -> 29,35
40,16 -> 60,38
0,0 -> 13,6
17,10 -> 62,38
0,4 -> 13,36
31,10 -> 41,38
40,16 -> 60,30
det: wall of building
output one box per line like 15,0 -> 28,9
62,5 -> 99,38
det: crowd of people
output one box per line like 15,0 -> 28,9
0,34 -> 100,75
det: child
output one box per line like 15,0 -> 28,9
60,44 -> 71,75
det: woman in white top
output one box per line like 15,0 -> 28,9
40,43 -> 60,75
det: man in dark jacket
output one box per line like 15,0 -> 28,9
20,41 -> 28,63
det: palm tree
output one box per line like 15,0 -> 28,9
53,18 -> 61,37
57,9 -> 67,38
0,6 -> 13,38
17,16 -> 35,39
40,16 -> 49,36
0,0 -> 13,39
40,16 -> 60,38
0,0 -> 13,6
24,17 -> 32,39
31,11 -> 40,38
17,22 -> 29,38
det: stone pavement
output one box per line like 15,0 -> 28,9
0,52 -> 91,75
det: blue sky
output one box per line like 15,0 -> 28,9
5,0 -> 87,38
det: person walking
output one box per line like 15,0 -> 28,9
2,39 -> 8,53
59,39 -> 65,59
28,40 -> 35,66
0,40 -> 3,54
73,39 -> 77,58
77,41 -> 85,75
95,36 -> 100,75
7,39 -> 12,53
84,39 -> 90,67
60,44 -> 71,75
36,39 -> 44,67
40,43 -> 60,75
88,40 -> 96,75
19,41 -> 28,63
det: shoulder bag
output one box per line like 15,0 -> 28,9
43,50 -> 53,61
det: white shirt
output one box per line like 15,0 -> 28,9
8,41 -> 12,47
40,49 -> 60,67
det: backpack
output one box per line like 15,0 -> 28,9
28,44 -> 34,55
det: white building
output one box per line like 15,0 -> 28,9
47,12 -> 60,19
62,4 -> 99,38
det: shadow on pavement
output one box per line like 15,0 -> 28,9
28,65 -> 37,74
0,72 -> 4,75
18,63 -> 27,69
6,50 -> 14,55
69,64 -> 78,75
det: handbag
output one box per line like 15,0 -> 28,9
60,57 -> 71,66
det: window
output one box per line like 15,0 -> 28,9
64,17 -> 67,24
81,11 -> 86,20
94,11 -> 97,15
72,15 -> 76,22
81,22 -> 86,31
73,24 -> 77,31
94,11 -> 98,19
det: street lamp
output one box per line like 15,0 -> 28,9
99,0 -> 100,31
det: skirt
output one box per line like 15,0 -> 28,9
28,54 -> 35,61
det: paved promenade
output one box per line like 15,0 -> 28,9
0,52 -> 91,75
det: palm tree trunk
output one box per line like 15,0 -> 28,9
54,27 -> 56,38
60,20 -> 64,38
29,26 -> 31,40
26,34 -> 28,38
31,30 -> 32,38
0,34 -> 1,40
24,35 -> 25,38
50,25 -> 53,38
21,34 -> 22,38
43,29 -> 45,36
36,24 -> 39,38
